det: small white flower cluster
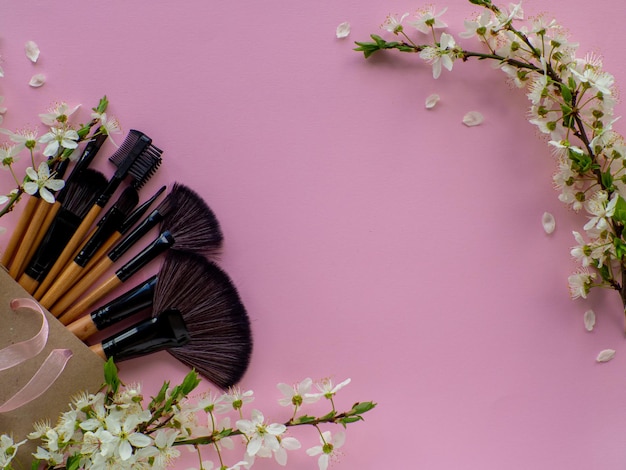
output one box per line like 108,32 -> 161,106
0,99 -> 119,207
359,0 -> 626,319
1,367 -> 369,470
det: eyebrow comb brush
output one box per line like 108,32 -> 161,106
56,185 -> 222,322
33,130 -> 162,299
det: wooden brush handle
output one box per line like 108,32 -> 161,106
2,196 -> 38,267
9,199 -> 49,279
34,204 -> 102,300
83,232 -> 122,274
67,315 -> 98,341
51,256 -> 114,317
18,272 -> 39,295
21,201 -> 61,279
39,261 -> 84,310
89,343 -> 106,359
58,274 -> 122,325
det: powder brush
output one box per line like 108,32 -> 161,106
38,186 -> 140,309
34,130 -> 162,299
56,185 -> 222,322
88,251 -> 253,389
18,169 -> 108,294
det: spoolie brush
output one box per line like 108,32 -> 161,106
88,251 -> 253,388
38,186 -> 139,309
34,130 -> 162,299
18,169 -> 109,294
55,184 -> 222,322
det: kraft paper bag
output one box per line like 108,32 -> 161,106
0,267 -> 105,464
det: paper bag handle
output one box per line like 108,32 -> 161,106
0,298 -> 73,413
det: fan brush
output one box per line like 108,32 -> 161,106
88,251 -> 253,389
56,184 -> 222,322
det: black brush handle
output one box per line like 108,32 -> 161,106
56,132 -> 107,202
115,231 -> 175,282
119,185 -> 166,235
100,308 -> 189,362
108,210 -> 166,263
90,275 -> 158,331
74,206 -> 132,267
25,207 -> 82,281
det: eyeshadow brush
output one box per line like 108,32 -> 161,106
38,186 -> 140,309
17,169 -> 108,294
16,133 -> 110,277
34,130 -> 162,299
88,251 -> 253,388
54,184 -> 222,321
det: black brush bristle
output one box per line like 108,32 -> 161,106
113,187 -> 140,216
108,130 -> 149,167
128,144 -> 162,189
153,251 -> 253,388
162,184 -> 223,256
62,169 -> 108,217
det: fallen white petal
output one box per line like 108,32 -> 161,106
29,74 -> 46,87
462,111 -> 484,127
336,21 -> 351,39
596,349 -> 616,363
25,40 -> 40,63
583,309 -> 596,331
542,212 -> 556,234
425,94 -> 440,109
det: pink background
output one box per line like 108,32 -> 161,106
3,0 -> 626,468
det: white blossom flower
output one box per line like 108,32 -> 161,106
382,13 -> 409,34
103,410 -> 153,461
40,102 -> 80,126
277,377 -> 316,407
219,387 -> 254,412
0,144 -> 21,169
1,128 -> 39,151
583,191 -> 617,232
306,430 -> 346,470
571,231 -> 593,267
24,162 -> 65,203
0,435 -> 26,468
459,11 -> 495,40
306,377 -> 351,401
568,269 -> 596,299
39,126 -> 79,157
419,33 -> 458,79
236,409 -> 286,457
408,6 -> 448,34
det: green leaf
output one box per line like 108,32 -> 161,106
180,370 -> 201,395
66,454 -> 81,470
350,401 -> 377,415
103,358 -> 120,394
613,195 -> 626,225
601,171 -> 614,191
615,238 -> 626,259
559,83 -> 573,103
294,415 -> 317,424
597,263 -> 612,282
560,104 -> 575,129
567,149 -> 593,174
339,415 -> 364,425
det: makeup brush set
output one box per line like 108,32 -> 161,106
1,129 -> 253,389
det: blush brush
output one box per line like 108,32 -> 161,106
18,169 -> 108,294
88,251 -> 253,389
34,129 -> 162,299
55,184 -> 222,322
